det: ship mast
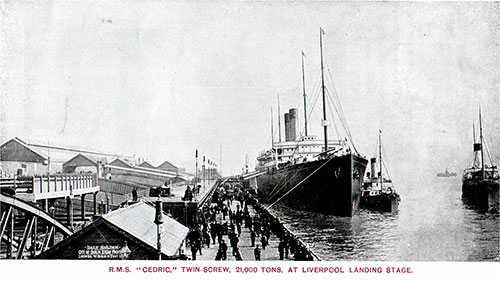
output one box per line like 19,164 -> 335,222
479,107 -> 485,179
277,94 -> 282,143
271,106 -> 274,147
302,51 -> 308,136
473,121 -> 477,168
320,28 -> 328,152
379,130 -> 383,191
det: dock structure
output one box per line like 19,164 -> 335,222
0,161 -> 318,261
0,174 -> 100,259
197,201 -> 296,261
186,178 -> 320,261
37,202 -> 189,260
142,178 -> 220,229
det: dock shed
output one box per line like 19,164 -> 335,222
38,202 -> 189,259
63,153 -> 104,174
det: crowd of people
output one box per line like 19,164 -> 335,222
185,183 -> 314,261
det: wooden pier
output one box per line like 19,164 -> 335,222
0,174 -> 100,259
189,178 -> 320,261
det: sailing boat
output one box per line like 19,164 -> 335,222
245,28 -> 368,217
462,108 -> 499,212
360,131 -> 400,212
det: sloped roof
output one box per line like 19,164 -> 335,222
16,137 -> 85,163
0,138 -> 47,163
63,153 -> 99,167
138,161 -> 155,169
1,137 -> 113,164
157,160 -> 177,171
109,158 -> 133,168
103,202 -> 188,256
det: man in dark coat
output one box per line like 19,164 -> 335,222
250,229 -> 256,247
229,232 -> 239,256
278,239 -> 286,260
220,240 -> 228,260
210,222 -> 217,244
190,242 -> 198,260
254,245 -> 261,261
261,235 -> 267,250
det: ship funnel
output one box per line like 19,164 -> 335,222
370,158 -> 377,178
474,143 -> 481,151
285,108 -> 298,141
284,113 -> 290,141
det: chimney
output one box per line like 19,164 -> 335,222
370,158 -> 377,178
288,108 -> 298,141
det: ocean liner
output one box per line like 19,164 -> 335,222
462,108 -> 499,213
245,29 -> 367,217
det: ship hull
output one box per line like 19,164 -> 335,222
462,179 -> 499,213
360,194 -> 400,213
248,154 -> 367,217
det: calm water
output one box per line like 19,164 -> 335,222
268,177 -> 499,261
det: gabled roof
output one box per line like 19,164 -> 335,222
103,202 -> 188,256
14,137 -> 83,163
63,153 -> 100,167
1,137 -> 111,164
37,202 -> 188,259
157,160 -> 177,171
0,138 -> 47,163
138,161 -> 155,169
109,158 -> 133,168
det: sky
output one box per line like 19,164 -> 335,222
1,1 -> 498,180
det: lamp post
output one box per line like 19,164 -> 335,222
154,197 -> 164,260
203,156 -> 206,191
195,149 -> 198,186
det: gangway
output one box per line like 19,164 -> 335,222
241,170 -> 268,181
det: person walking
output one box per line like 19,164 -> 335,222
236,223 -> 242,237
222,205 -> 228,220
229,231 -> 239,256
215,249 -> 222,260
254,245 -> 261,261
217,230 -> 223,245
278,239 -> 285,260
284,237 -> 289,258
203,228 -> 211,248
210,222 -> 217,244
220,240 -> 228,260
196,228 -> 203,255
261,234 -> 267,250
190,242 -> 198,260
234,248 -> 243,260
250,229 -> 256,247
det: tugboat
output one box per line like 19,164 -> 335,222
437,168 -> 457,177
360,130 -> 400,213
462,108 -> 499,213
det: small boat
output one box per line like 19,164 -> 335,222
361,131 -> 400,212
462,108 -> 499,213
437,168 -> 457,177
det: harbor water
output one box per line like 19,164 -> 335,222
268,176 -> 499,261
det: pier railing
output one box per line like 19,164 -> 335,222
198,179 -> 223,208
0,174 -> 99,202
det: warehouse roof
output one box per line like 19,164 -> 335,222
157,160 -> 177,171
103,202 -> 188,256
